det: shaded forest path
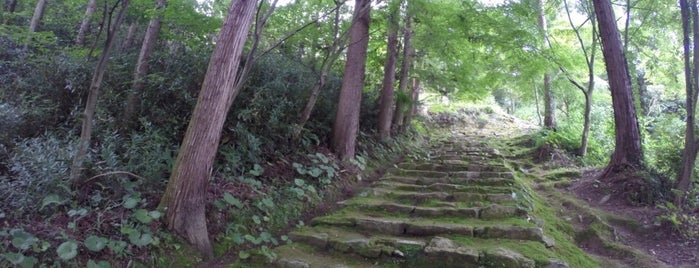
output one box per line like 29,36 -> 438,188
256,109 -> 681,268
262,110 -> 588,268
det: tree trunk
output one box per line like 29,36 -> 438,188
76,0 -> 97,46
332,0 -> 370,160
5,0 -> 17,13
158,0 -> 256,258
70,0 -> 130,185
534,83 -> 542,126
563,0 -> 596,157
293,0 -> 344,140
122,0 -> 166,131
120,22 -> 138,51
377,2 -> 399,140
25,0 -> 47,50
593,0 -> 643,176
676,0 -> 699,206
404,77 -> 420,124
538,0 -> 556,130
392,10 -> 412,132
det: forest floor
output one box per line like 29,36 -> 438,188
229,107 -> 699,268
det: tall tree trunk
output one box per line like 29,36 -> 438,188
538,0 -> 556,130
677,0 -> 699,206
404,77 -> 420,124
534,83 -> 542,126
593,0 -> 643,176
563,0 -> 596,157
5,0 -> 17,13
392,9 -> 412,132
76,0 -> 97,46
332,0 -> 370,160
122,0 -> 166,131
120,22 -> 138,51
377,0 -> 399,140
70,0 -> 130,185
158,0 -> 256,258
293,0 -> 344,140
25,0 -> 47,50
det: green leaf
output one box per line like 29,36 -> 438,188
107,240 -> 127,253
122,196 -> 140,209
294,178 -> 305,186
10,229 -> 37,250
87,259 -> 111,268
2,252 -> 25,264
40,194 -> 64,210
133,209 -> 152,224
239,251 -> 251,259
148,210 -> 162,219
84,235 -> 108,252
232,233 -> 245,245
56,241 -> 78,260
223,192 -> 243,209
252,215 -> 261,225
249,164 -> 264,176
308,167 -> 323,178
261,197 -> 274,208
128,231 -> 153,247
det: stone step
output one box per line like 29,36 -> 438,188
396,161 -> 510,173
373,181 -> 513,194
310,215 -> 551,246
386,168 -> 515,180
368,188 -> 515,204
287,226 -> 427,260
382,175 -> 515,187
338,198 -> 527,219
273,243 -> 380,268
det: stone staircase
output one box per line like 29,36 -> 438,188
271,133 -> 568,268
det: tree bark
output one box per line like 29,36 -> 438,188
70,0 -> 130,185
377,1 -> 399,140
538,0 -> 556,130
5,0 -> 17,13
332,0 -> 370,160
392,9 -> 412,132
676,0 -> 699,206
120,22 -> 138,51
158,0 -> 256,258
404,77 -> 420,124
593,0 -> 644,176
122,0 -> 166,131
563,0 -> 596,156
292,0 -> 347,140
76,0 -> 97,46
25,0 -> 47,50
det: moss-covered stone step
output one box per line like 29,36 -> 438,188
338,198 -> 526,219
309,214 -> 551,245
277,229 -> 565,268
380,175 -> 515,188
273,242 -> 381,268
373,181 -> 514,194
396,161 -> 510,173
287,226 -> 427,260
368,188 -> 515,204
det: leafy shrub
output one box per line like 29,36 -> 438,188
1,132 -> 76,212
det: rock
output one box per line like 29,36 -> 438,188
405,222 -> 474,236
545,259 -> 570,268
543,235 -> 556,248
355,218 -> 405,235
599,194 -> 611,204
480,204 -> 526,219
276,258 -> 310,268
483,247 -> 535,268
474,226 -> 544,243
424,237 -> 480,268
288,231 -> 328,249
